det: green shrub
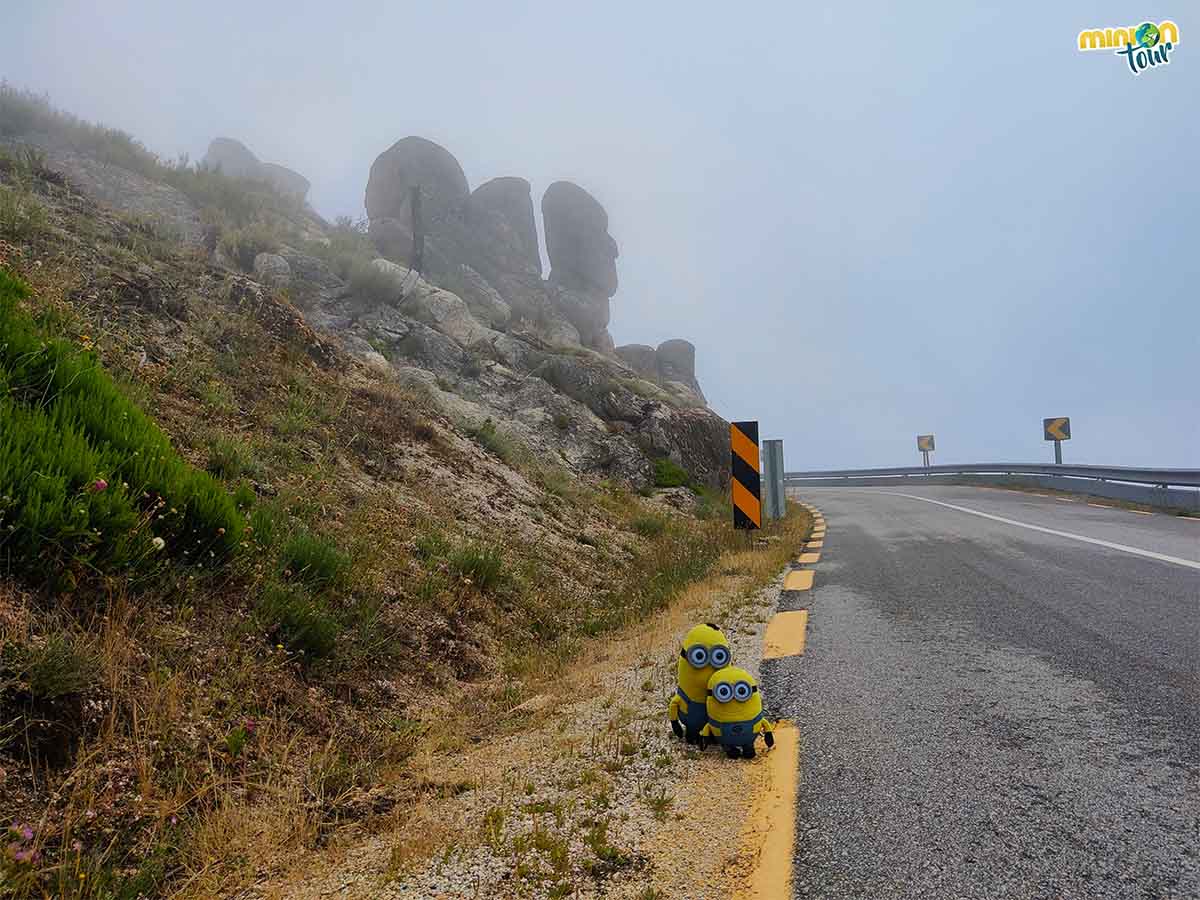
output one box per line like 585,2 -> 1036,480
1,634 -> 97,702
0,269 -> 242,582
413,530 -> 449,561
280,530 -> 350,590
348,258 -> 401,308
248,500 -> 285,550
631,514 -> 667,537
0,183 -> 48,239
296,216 -> 376,279
467,418 -> 518,464
206,435 -> 258,481
652,458 -> 691,488
219,222 -> 278,272
693,485 -> 730,521
256,583 -> 339,659
448,543 -> 505,593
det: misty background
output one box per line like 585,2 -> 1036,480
3,1 -> 1196,468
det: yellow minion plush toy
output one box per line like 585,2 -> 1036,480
700,666 -> 775,758
668,623 -> 731,744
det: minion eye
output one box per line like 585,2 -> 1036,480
686,646 -> 709,668
710,646 -> 730,668
734,681 -> 752,701
713,682 -> 733,702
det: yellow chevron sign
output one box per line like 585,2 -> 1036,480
1043,417 -> 1071,441
730,421 -> 761,530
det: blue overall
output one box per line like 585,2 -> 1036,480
712,711 -> 765,748
676,687 -> 708,735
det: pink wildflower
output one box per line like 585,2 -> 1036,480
243,718 -> 257,735
18,824 -> 33,842
90,478 -> 108,493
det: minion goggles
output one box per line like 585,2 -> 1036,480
708,680 -> 757,703
680,644 -> 731,669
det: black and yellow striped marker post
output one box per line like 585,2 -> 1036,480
730,420 -> 762,530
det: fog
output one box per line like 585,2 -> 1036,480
4,0 -> 1197,468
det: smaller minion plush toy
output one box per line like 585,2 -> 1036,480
668,623 -> 731,744
700,666 -> 775,758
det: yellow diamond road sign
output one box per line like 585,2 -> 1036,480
916,434 -> 935,452
1043,417 -> 1071,441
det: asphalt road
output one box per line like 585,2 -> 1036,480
765,486 -> 1200,900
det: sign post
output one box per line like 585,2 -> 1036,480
916,434 -> 936,468
730,421 -> 762,531
762,439 -> 786,521
1043,417 -> 1071,464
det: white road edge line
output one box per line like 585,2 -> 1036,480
872,491 -> 1200,572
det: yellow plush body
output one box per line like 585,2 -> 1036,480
667,623 -> 731,744
700,665 -> 775,758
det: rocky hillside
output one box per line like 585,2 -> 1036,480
3,92 -> 728,491
0,85 -> 746,898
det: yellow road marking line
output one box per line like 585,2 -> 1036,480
1088,502 -> 1114,509
1055,497 -> 1074,503
798,551 -> 820,564
732,722 -> 799,900
783,569 -> 814,591
763,610 -> 808,659
1129,509 -> 1153,516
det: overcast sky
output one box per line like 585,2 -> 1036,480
4,1 -> 1197,468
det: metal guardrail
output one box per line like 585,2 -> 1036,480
784,463 -> 1200,488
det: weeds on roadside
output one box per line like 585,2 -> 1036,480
0,182 -> 49,239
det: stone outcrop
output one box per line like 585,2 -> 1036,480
465,177 -> 541,279
615,343 -> 656,379
253,252 -> 291,288
350,135 -> 723,473
539,181 -> 619,353
655,339 -> 705,402
203,137 -> 260,179
542,181 -> 618,297
201,137 -> 310,200
615,340 -> 706,403
365,137 -> 469,229
260,162 -> 310,200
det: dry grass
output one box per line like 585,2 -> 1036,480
0,147 -> 794,900
250,506 -> 810,898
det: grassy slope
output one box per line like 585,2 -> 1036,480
0,116 -> 759,898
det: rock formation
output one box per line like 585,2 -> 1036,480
655,339 -> 705,402
259,162 -> 310,200
364,136 -> 469,269
542,181 -> 618,297
203,137 -> 261,179
201,137 -> 310,200
540,181 -> 619,353
352,134 -> 720,464
615,340 -> 706,404
252,252 -> 291,288
465,177 -> 541,279
615,343 -> 657,379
